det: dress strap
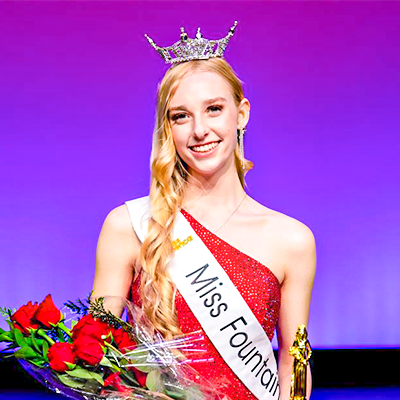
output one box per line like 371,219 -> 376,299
124,196 -> 151,243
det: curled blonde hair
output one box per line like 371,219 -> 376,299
139,57 -> 253,339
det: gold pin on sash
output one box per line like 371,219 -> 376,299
172,236 -> 193,251
289,324 -> 312,400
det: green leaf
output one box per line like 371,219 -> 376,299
30,331 -> 41,353
164,386 -> 205,400
57,374 -> 85,389
57,327 -> 65,342
0,327 -> 5,334
5,320 -> 15,332
42,340 -> 49,363
63,294 -> 91,316
187,387 -> 206,400
88,371 -> 104,385
99,355 -> 114,368
27,359 -> 46,368
0,331 -> 14,342
13,329 -> 27,348
146,370 -> 164,392
125,348 -> 154,373
0,307 -> 14,319
64,362 -> 76,371
165,390 -> 186,399
65,366 -> 104,385
14,346 -> 39,360
119,369 -> 138,386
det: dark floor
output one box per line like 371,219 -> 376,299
0,388 -> 400,399
312,388 -> 400,399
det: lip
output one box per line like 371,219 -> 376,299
188,141 -> 221,158
188,140 -> 220,148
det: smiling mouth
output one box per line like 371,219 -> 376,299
189,141 -> 221,153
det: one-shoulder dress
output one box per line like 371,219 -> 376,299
130,208 -> 281,400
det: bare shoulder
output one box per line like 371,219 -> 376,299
97,204 -> 141,267
250,198 -> 315,245
92,204 -> 140,301
248,198 -> 316,279
103,204 -> 134,233
272,208 -> 315,256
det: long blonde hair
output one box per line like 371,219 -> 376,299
139,57 -> 253,339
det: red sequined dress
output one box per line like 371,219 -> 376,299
131,209 -> 281,400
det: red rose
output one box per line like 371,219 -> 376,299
11,301 -> 40,335
72,314 -> 111,342
48,342 -> 76,372
33,294 -> 62,328
111,327 -> 136,352
130,366 -> 147,387
73,335 -> 104,366
104,372 -> 132,393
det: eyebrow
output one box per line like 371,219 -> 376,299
169,97 -> 227,113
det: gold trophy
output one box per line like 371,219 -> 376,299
289,325 -> 312,400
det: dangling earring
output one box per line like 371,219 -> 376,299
237,126 -> 246,169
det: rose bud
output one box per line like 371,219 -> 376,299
73,335 -> 105,366
130,366 -> 147,387
72,314 -> 111,342
33,294 -> 62,328
11,301 -> 40,335
104,372 -> 131,393
48,342 -> 76,372
111,328 -> 136,352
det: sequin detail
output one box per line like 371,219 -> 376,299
132,209 -> 281,400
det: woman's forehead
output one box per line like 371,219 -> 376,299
170,71 -> 233,106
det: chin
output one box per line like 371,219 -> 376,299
186,159 -> 230,177
181,149 -> 235,177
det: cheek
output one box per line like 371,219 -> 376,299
171,127 -> 189,154
212,111 -> 237,137
227,130 -> 238,152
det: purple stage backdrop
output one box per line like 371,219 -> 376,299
0,1 -> 399,349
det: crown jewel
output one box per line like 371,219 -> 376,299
145,21 -> 238,65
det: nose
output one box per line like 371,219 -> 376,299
193,115 -> 209,140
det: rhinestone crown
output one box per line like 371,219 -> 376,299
144,21 -> 238,65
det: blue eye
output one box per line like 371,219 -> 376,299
209,105 -> 223,113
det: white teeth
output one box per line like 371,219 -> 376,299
191,142 -> 219,153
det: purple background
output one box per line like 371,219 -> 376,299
1,1 -> 399,349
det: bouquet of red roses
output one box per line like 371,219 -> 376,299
0,294 -> 228,399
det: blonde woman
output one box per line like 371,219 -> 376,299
92,25 -> 316,400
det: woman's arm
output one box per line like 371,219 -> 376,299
91,204 -> 141,316
276,221 -> 317,399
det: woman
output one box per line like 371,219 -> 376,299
92,29 -> 316,400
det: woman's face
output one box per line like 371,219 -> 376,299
168,70 -> 249,177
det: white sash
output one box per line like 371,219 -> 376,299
125,197 -> 280,399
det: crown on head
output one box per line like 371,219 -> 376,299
144,21 -> 238,65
